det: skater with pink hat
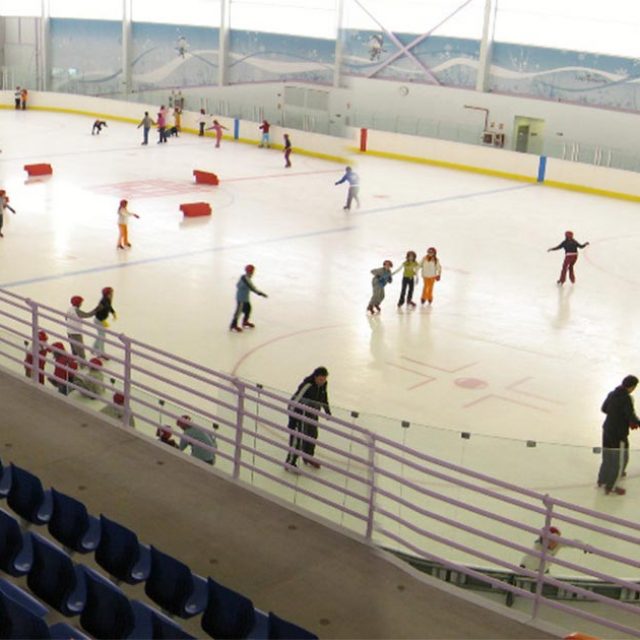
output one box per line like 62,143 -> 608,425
548,230 -> 589,284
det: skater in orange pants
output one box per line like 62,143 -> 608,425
117,199 -> 140,249
419,247 -> 442,305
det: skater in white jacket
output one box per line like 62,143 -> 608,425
419,247 -> 442,305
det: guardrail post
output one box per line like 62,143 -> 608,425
532,495 -> 555,619
232,379 -> 246,480
118,334 -> 133,428
365,432 -> 377,540
25,298 -> 40,383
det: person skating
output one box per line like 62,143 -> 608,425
65,295 -> 96,363
419,247 -> 442,305
0,189 -> 17,238
137,111 -> 155,145
283,133 -> 292,168
367,260 -> 394,314
548,231 -> 589,285
92,120 -> 108,135
285,366 -> 331,472
116,199 -> 140,249
92,287 -> 116,358
597,375 -> 640,496
207,119 -> 228,148
335,166 -> 360,211
397,250 -> 420,307
258,120 -> 271,147
198,109 -> 207,137
230,265 -> 268,332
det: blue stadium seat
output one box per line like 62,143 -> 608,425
6,465 -> 53,526
48,622 -> 90,639
144,546 -> 207,618
0,461 -> 11,499
0,577 -> 48,618
0,508 -> 33,576
200,577 -> 256,639
94,514 -> 150,585
140,602 -> 196,639
267,612 -> 318,640
26,533 -> 86,617
79,566 -> 154,639
0,580 -> 50,639
48,489 -> 101,554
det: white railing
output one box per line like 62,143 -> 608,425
1,287 -> 639,637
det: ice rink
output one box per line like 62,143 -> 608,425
1,107 -> 639,511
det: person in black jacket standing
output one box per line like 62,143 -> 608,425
597,375 -> 640,496
547,230 -> 589,285
285,366 -> 331,472
92,287 -> 116,358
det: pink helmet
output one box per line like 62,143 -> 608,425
565,231 -> 574,239
102,287 -> 113,296
245,264 -> 255,274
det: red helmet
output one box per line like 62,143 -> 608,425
71,295 -> 83,307
113,392 -> 125,405
245,264 -> 255,274
119,199 -> 128,208
89,357 -> 103,367
37,330 -> 48,342
565,231 -> 574,239
549,526 -> 561,535
51,342 -> 65,351
102,287 -> 113,296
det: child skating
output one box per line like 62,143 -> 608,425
230,264 -> 268,332
207,119 -> 228,148
117,199 -> 140,249
367,260 -> 394,314
548,231 -> 590,284
0,189 -> 17,238
258,120 -> 271,147
335,166 -> 360,211
92,120 -> 108,135
397,250 -> 420,307
420,247 -> 442,305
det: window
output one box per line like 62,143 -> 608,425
0,0 -> 41,17
132,0 -> 221,27
49,0 -> 122,20
231,0 -> 337,38
494,0 -> 640,58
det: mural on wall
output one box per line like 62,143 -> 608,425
228,31 -> 334,84
341,30 -> 480,87
131,23 -> 219,92
490,43 -> 640,113
49,19 -> 219,96
50,19 -> 122,95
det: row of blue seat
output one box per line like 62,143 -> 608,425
0,460 -> 317,639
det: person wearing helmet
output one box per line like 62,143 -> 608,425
367,259 -> 394,314
547,230 -> 590,284
92,287 -> 116,357
177,415 -> 218,465
100,391 -> 135,427
117,199 -> 140,249
75,356 -> 105,398
65,295 -> 96,363
335,166 -> 360,211
24,330 -> 50,385
48,341 -> 78,396
419,247 -> 442,306
229,264 -> 268,332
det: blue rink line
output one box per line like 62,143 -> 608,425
0,183 -> 532,289
351,182 -> 535,216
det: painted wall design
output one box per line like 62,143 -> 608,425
490,43 -> 640,112
341,30 -> 480,88
50,19 -> 122,95
131,23 -> 219,92
49,19 -> 219,95
228,31 -> 334,84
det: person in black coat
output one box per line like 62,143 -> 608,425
597,375 -> 640,495
285,366 -> 331,471
547,230 -> 589,285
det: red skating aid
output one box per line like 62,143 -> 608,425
193,170 -> 219,185
24,163 -> 53,176
180,202 -> 212,217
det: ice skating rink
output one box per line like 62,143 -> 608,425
1,108 -> 639,513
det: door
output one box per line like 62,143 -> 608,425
516,125 -> 530,153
